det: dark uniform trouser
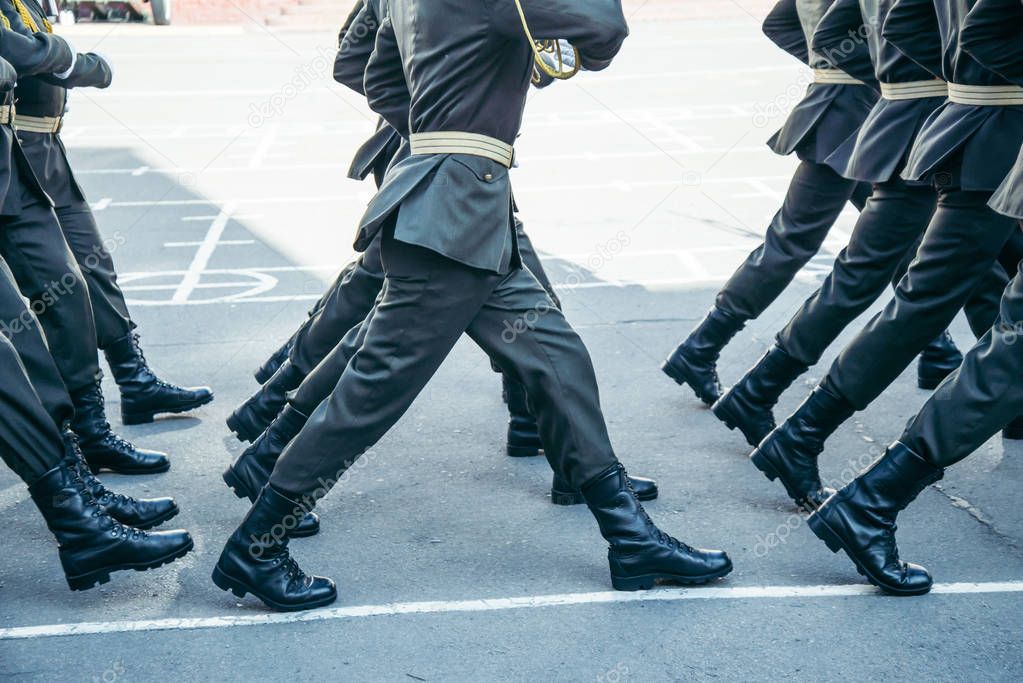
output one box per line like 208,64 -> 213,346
286,218 -> 557,377
902,245 -> 1023,466
716,159 -> 871,321
0,196 -> 100,393
828,187 -> 1018,409
0,259 -> 69,483
269,225 -> 617,496
57,198 -> 134,349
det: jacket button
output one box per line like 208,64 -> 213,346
484,173 -> 493,182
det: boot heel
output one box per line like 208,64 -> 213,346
222,467 -> 254,501
226,414 -> 259,443
212,565 -> 249,598
611,574 -> 656,591
807,513 -> 842,554
749,450 -> 779,482
710,401 -> 737,431
551,488 -> 585,506
66,570 -> 112,592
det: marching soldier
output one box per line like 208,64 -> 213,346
711,0 -> 1008,452
0,32 -> 192,593
212,0 -> 732,612
0,8 -> 171,475
750,0 -> 1023,517
3,0 -> 213,426
806,0 -> 1023,597
226,0 -> 656,524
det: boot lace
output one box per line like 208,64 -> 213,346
66,432 -> 138,506
67,464 -> 147,539
270,551 -> 306,582
130,333 -> 173,389
625,472 -> 695,554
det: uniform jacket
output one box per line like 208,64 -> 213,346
2,0 -> 111,208
764,0 -> 879,169
0,22 -> 72,214
352,0 -> 628,274
885,0 -> 1023,190
815,0 -> 948,183
959,0 -> 1023,217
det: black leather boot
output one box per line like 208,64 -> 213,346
212,485 -> 337,612
227,361 -> 304,443
552,471 -> 658,505
750,384 -> 854,511
70,380 -> 170,475
504,377 -> 543,458
712,345 -> 809,447
29,458 -> 193,591
916,330 -> 963,390
583,464 -> 732,590
662,306 -> 745,406
63,429 -> 178,530
104,332 -> 214,425
255,339 -> 293,384
808,442 -> 943,596
223,405 -> 319,537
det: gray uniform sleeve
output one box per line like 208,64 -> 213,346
882,0 -> 943,78
364,15 -> 411,138
961,0 -> 1023,85
334,0 -> 378,95
0,24 -> 72,76
763,0 -> 810,63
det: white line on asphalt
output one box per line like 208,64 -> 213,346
91,197 -> 112,211
247,123 -> 279,170
170,202 -> 238,304
163,240 -> 255,248
1,581 -> 1020,641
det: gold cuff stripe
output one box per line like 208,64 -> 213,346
0,106 -> 14,125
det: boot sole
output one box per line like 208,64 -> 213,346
226,413 -> 263,444
131,505 -> 180,531
122,393 -> 216,425
66,538 -> 194,591
711,399 -> 771,448
611,562 -> 733,591
550,488 -> 657,506
212,565 -> 337,612
807,513 -> 931,597
661,360 -> 716,406
87,461 -> 171,476
749,449 -> 814,513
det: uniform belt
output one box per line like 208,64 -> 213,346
880,79 -> 948,101
812,68 -> 865,86
409,132 -> 514,168
948,83 -> 1023,106
0,105 -> 13,125
13,113 -> 62,133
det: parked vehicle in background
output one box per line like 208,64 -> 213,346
58,0 -> 170,24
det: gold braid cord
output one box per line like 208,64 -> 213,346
513,0 -> 580,82
12,0 -> 52,33
0,14 -> 10,29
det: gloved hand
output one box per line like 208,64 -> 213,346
531,39 -> 576,90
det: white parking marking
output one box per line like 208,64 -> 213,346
170,202 -> 238,304
1,581 -> 1020,641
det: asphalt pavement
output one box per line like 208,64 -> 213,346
0,15 -> 1021,682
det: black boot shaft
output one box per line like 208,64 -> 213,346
228,361 -> 304,442
787,383 -> 856,450
213,485 -> 336,611
848,441 -> 944,517
662,306 -> 745,406
582,465 -> 731,589
70,381 -> 170,475
917,330 -> 963,390
104,333 -> 214,425
224,404 -> 309,502
29,460 -> 192,590
255,340 -> 294,384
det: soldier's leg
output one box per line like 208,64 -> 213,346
715,179 -> 936,446
752,188 -> 1018,510
0,197 -> 99,393
0,256 -> 74,426
663,160 -> 867,406
227,236 -> 384,442
901,263 -> 1023,466
0,198 -> 168,474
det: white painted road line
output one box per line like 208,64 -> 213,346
1,581 -> 1020,641
170,201 -> 238,304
